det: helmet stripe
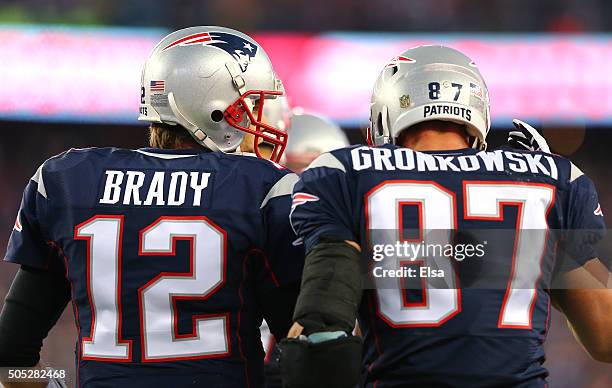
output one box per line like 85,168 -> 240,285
162,32 -> 212,51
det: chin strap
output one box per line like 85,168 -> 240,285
470,136 -> 487,150
225,61 -> 254,112
167,92 -> 222,152
381,106 -> 392,144
225,61 -> 255,154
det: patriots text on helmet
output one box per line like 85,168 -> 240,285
350,146 -> 558,179
423,104 -> 472,121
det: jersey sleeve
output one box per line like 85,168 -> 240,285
258,172 -> 305,291
4,164 -> 61,272
559,170 -> 607,270
290,152 -> 357,252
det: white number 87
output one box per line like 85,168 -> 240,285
366,180 -> 555,329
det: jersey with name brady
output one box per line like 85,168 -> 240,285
5,147 -> 304,388
290,144 -> 606,388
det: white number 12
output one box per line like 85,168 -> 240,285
75,215 -> 229,362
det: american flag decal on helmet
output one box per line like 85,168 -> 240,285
14,211 -> 22,232
470,82 -> 483,99
150,80 -> 165,93
291,192 -> 320,210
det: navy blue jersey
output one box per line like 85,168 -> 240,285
290,145 -> 606,388
4,147 -> 304,388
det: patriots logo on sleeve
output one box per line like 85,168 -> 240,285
291,192 -> 320,211
594,203 -> 604,216
13,210 -> 22,232
162,31 -> 258,72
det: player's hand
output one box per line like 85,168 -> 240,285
507,119 -> 550,153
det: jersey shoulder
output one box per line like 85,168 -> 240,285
40,147 -> 131,174
216,151 -> 294,178
215,152 -> 298,192
30,147 -> 126,196
500,147 -> 585,188
41,147 -> 292,177
543,151 -> 585,186
200,152 -> 300,210
304,145 -> 360,173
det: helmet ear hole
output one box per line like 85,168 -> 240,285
211,110 -> 224,122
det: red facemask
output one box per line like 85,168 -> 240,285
365,127 -> 374,146
224,90 -> 288,162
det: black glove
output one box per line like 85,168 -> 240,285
507,119 -> 550,153
280,333 -> 362,388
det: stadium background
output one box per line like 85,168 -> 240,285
0,0 -> 610,386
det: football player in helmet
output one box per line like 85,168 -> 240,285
257,109 -> 352,388
0,27 -> 304,388
285,45 -> 612,387
250,90 -> 294,388
282,110 -> 350,173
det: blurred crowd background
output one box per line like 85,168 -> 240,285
0,0 -> 611,387
0,0 -> 612,32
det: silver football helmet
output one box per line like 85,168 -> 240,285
283,110 -> 350,172
139,26 -> 287,161
368,45 -> 491,149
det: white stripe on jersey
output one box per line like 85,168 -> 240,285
260,173 -> 299,209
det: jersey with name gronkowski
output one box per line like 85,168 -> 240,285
290,145 -> 606,388
5,147 -> 304,388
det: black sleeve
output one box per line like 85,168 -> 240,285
0,266 -> 71,366
293,239 -> 362,335
257,282 -> 300,342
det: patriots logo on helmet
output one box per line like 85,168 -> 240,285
385,56 -> 416,67
162,31 -> 258,72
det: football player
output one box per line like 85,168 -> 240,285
250,91 -> 293,388
258,110 -> 352,388
0,26 -> 304,388
282,110 -> 350,173
284,45 -> 612,387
